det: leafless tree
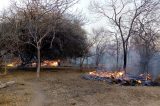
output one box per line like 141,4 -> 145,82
105,31 -> 122,70
3,0 -> 79,77
78,28 -> 103,69
131,13 -> 160,74
0,10 -> 21,74
79,33 -> 96,68
91,28 -> 110,68
90,0 -> 160,74
113,33 -> 121,70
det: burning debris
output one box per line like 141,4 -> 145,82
32,60 -> 60,67
89,71 -> 124,79
4,58 -> 21,68
7,63 -> 14,67
82,71 -> 160,86
41,60 -> 59,67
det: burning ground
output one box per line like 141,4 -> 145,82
82,70 -> 160,86
0,69 -> 160,106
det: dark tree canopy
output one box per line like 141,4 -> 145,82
0,13 -> 88,65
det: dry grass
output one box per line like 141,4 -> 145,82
0,69 -> 160,106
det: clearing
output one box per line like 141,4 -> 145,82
0,69 -> 160,106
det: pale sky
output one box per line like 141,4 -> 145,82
0,0 -> 106,34
0,0 -> 10,11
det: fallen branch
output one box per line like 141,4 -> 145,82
0,81 -> 16,89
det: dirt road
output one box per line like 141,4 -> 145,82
29,80 -> 45,106
0,70 -> 160,106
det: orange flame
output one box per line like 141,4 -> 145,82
139,73 -> 152,80
89,71 -> 152,81
42,60 -> 59,67
137,80 -> 142,84
32,60 -> 59,67
7,63 -> 14,67
89,71 -> 124,79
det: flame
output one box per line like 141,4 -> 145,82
139,73 -> 152,80
146,74 -> 152,80
89,71 -> 124,79
119,72 -> 123,76
7,63 -> 14,67
88,71 -> 152,83
89,71 -> 96,75
42,60 -> 59,67
32,62 -> 37,67
32,60 -> 59,67
137,80 -> 142,84
50,61 -> 58,67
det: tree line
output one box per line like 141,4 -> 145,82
1,0 -> 160,77
89,0 -> 160,75
0,0 -> 89,77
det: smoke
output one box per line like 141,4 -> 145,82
85,49 -> 160,80
149,53 -> 160,80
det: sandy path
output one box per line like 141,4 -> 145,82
29,80 -> 46,106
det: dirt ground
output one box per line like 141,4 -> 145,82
0,69 -> 160,106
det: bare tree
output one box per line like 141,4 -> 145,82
114,33 -> 121,70
105,31 -> 122,70
91,28 -> 108,68
78,29 -> 102,69
90,0 -> 160,74
78,34 -> 95,69
89,28 -> 121,70
0,10 -> 21,74
4,0 -> 79,77
131,13 -> 160,74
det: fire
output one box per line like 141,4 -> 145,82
42,60 -> 59,67
89,71 -> 124,79
88,71 -> 152,81
32,62 -> 37,67
88,71 -> 152,85
86,71 -> 155,86
119,72 -> 123,76
139,73 -> 152,80
146,74 -> 152,80
89,71 -> 96,75
32,60 -> 59,67
7,63 -> 14,67
137,80 -> 142,84
50,61 -> 58,67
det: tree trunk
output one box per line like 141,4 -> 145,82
80,57 -> 85,69
115,34 -> 119,70
37,46 -> 41,78
123,43 -> 127,75
123,50 -> 127,72
4,64 -> 7,75
116,41 -> 119,70
74,58 -> 77,65
86,57 -> 89,68
116,53 -> 119,70
4,55 -> 7,75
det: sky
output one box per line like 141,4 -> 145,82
0,0 -> 106,34
0,0 -> 10,11
75,0 -> 108,32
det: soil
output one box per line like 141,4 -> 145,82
0,70 -> 160,106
